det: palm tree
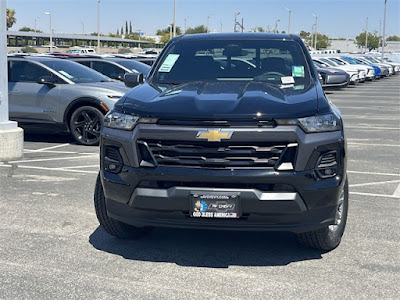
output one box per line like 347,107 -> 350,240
6,8 -> 16,29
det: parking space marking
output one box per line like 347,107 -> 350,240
24,149 -> 81,154
28,143 -> 71,152
9,155 -> 98,164
350,191 -> 399,199
348,170 -> 400,177
348,143 -> 400,147
350,179 -> 400,187
62,165 -> 99,169
0,164 -> 98,174
345,126 -> 400,130
393,184 -> 400,197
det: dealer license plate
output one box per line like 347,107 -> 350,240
190,193 -> 239,218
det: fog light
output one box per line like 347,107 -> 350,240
316,151 -> 337,179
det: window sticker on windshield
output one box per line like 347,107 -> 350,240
281,76 -> 295,84
59,70 -> 74,79
292,66 -> 305,77
293,85 -> 305,90
159,54 -> 180,72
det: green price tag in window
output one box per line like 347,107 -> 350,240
292,66 -> 305,77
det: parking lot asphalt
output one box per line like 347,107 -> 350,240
0,76 -> 399,300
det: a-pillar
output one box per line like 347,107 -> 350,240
0,1 -> 23,162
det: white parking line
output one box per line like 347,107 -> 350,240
393,184 -> 400,198
24,149 -> 80,154
350,179 -> 400,187
348,143 -> 400,147
9,155 -> 98,164
345,126 -> 400,130
29,143 -> 71,152
62,165 -> 99,169
0,164 -> 98,174
350,191 -> 399,199
348,170 -> 400,177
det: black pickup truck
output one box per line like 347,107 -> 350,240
95,33 -> 348,251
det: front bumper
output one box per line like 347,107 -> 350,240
100,124 -> 346,233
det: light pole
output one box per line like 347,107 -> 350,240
34,17 -> 39,33
220,20 -> 223,33
137,29 -> 142,48
168,25 -> 172,40
207,14 -> 214,33
44,12 -> 52,52
184,18 -> 187,33
312,14 -> 318,49
311,23 -> 314,49
274,19 -> 280,33
284,7 -> 291,34
173,0 -> 176,37
81,21 -> 85,35
381,0 -> 387,59
97,0 -> 101,53
234,12 -> 240,32
365,17 -> 368,53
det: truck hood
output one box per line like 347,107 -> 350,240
118,81 -> 320,120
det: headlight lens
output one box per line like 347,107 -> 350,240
298,113 -> 340,132
104,111 -> 139,130
277,113 -> 341,133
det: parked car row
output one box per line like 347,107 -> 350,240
6,47 -> 398,147
6,53 -> 157,145
312,55 -> 399,89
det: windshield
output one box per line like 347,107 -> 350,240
39,59 -> 111,83
319,58 -> 335,67
112,59 -> 151,75
342,57 -> 357,64
152,39 -> 312,86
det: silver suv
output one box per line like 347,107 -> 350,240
8,56 -> 130,145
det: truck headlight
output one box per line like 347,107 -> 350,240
277,113 -> 341,133
104,111 -> 139,130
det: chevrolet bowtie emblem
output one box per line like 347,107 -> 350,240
196,129 -> 233,142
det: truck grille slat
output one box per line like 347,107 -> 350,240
138,140 -> 295,169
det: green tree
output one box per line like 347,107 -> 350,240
251,27 -> 265,33
121,26 -> 124,35
314,33 -> 331,49
298,31 -> 330,49
19,26 -> 41,32
160,33 -> 171,44
129,21 -> 132,34
355,31 -> 381,50
185,25 -> 208,34
20,46 -> 38,53
116,29 -> 119,36
125,21 -> 129,35
6,8 -> 16,29
387,35 -> 400,41
156,25 -> 182,36
118,48 -> 132,54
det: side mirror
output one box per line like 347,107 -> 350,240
124,72 -> 144,88
37,76 -> 56,86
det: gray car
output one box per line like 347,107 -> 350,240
69,57 -> 151,81
7,56 -> 130,145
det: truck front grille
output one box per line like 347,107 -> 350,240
137,140 -> 297,169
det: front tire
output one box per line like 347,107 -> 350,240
296,177 -> 349,251
94,174 -> 152,239
69,106 -> 104,146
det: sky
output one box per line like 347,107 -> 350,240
5,0 -> 400,39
